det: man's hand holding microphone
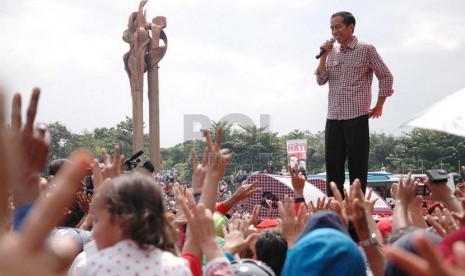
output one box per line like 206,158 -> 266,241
316,37 -> 335,74
316,37 -> 335,59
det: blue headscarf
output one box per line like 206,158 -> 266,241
282,228 -> 366,276
297,210 -> 347,242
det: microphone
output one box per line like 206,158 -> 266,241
125,150 -> 144,165
315,37 -> 336,59
142,160 -> 155,173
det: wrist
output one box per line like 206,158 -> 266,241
201,237 -> 220,250
222,245 -> 236,255
358,233 -> 379,248
364,208 -> 373,216
223,197 -> 235,209
295,197 -> 305,203
203,246 -> 224,262
294,191 -> 304,198
192,187 -> 203,194
395,199 -> 407,206
204,174 -> 222,186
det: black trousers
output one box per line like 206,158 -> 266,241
325,115 -> 369,198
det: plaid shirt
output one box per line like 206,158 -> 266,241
244,174 -> 295,219
315,37 -> 394,120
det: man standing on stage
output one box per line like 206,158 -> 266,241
315,11 -> 394,197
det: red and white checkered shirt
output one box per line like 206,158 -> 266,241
315,37 -> 394,120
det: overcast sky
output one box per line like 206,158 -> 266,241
1,0 -> 464,147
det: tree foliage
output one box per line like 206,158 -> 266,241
46,118 -> 465,181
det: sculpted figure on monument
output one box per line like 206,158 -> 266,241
123,0 -> 150,92
123,0 -> 151,154
147,16 -> 168,69
123,0 -> 167,168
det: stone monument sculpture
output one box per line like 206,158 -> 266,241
123,0 -> 167,172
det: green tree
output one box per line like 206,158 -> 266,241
230,125 -> 281,173
306,131 -> 326,173
369,132 -> 398,171
114,116 -> 136,158
47,122 -> 74,161
46,119 -> 465,180
403,129 -> 451,172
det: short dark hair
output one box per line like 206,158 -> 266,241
48,159 -> 68,176
255,231 -> 287,275
331,11 -> 356,27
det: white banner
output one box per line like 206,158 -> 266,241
286,139 -> 307,171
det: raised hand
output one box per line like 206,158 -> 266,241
277,195 -> 306,248
328,182 -> 349,228
289,164 -> 306,198
390,182 -> 399,201
396,173 -> 417,205
232,181 -> 260,202
244,204 -> 260,227
173,182 -> 187,201
76,191 -> 92,215
332,179 -> 365,217
392,173 -> 418,231
408,196 -> 429,228
0,146 -> 88,274
425,179 -> 463,214
100,145 -> 125,180
178,191 -> 224,262
200,127 -> 231,212
222,181 -> 260,212
330,181 -> 344,202
352,199 -> 370,239
352,198 -> 386,276
190,148 -> 206,194
309,197 -> 332,214
0,87 -> 88,274
10,89 -> 52,206
426,210 -> 458,237
222,218 -> 257,256
203,128 -> 231,179
359,187 -> 378,214
172,182 -> 188,224
91,159 -> 104,193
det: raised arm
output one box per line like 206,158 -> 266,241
0,87 -> 89,274
315,39 -> 333,86
9,89 -> 53,230
425,180 -> 463,214
217,181 -> 260,215
200,128 -> 231,212
181,127 -> 232,275
352,198 -> 385,276
392,173 -> 417,232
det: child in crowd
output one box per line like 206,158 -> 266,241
84,172 -> 191,275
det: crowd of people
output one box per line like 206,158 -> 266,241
1,7 -> 465,276
0,88 -> 465,276
154,169 -> 245,214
